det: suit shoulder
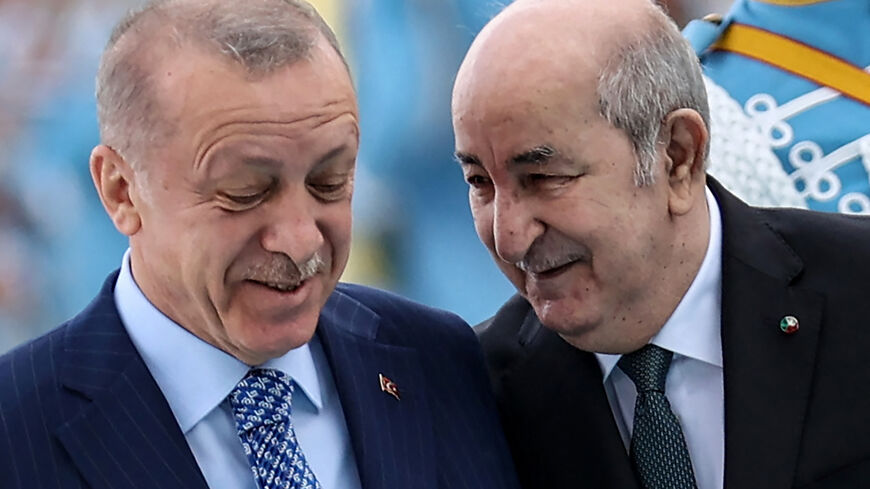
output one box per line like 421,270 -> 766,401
476,293 -> 532,336
476,293 -> 533,348
0,323 -> 69,426
765,209 -> 870,271
475,294 -> 536,381
334,282 -> 472,339
768,207 -> 870,240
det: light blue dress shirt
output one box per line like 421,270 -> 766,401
114,250 -> 362,488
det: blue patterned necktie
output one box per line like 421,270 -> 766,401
618,344 -> 698,489
229,369 -> 322,489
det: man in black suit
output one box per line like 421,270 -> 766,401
0,1 -> 520,488
451,0 -> 870,488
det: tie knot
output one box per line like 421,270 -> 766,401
618,344 -> 673,393
228,368 -> 294,434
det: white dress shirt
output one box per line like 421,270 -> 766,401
596,187 -> 724,489
114,250 -> 362,489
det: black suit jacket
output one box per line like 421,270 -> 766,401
477,179 -> 870,489
0,275 -> 520,489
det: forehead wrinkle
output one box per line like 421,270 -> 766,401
193,108 -> 358,172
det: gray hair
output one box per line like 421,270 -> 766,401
596,5 -> 709,186
96,0 -> 348,166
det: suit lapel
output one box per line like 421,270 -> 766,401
317,290 -> 436,489
499,311 -> 640,489
713,179 -> 824,489
55,275 -> 208,489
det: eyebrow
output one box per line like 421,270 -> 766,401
239,155 -> 284,169
235,143 -> 352,171
454,151 -> 481,167
454,145 -> 558,168
511,145 -> 557,166
315,144 -> 352,167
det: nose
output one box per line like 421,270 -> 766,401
259,191 -> 325,263
491,190 -> 544,265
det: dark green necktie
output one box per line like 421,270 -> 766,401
618,344 -> 698,489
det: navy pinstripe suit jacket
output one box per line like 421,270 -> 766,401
0,273 -> 520,489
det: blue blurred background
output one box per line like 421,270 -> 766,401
0,0 -> 725,353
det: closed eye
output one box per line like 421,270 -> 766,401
526,173 -> 579,187
307,175 -> 353,202
310,182 -> 344,193
225,191 -> 267,206
218,181 -> 276,211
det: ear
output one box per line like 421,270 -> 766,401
90,144 -> 142,236
661,108 -> 708,215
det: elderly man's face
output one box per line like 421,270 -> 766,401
126,40 -> 358,364
452,69 -> 677,352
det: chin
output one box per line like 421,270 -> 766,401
531,300 -> 600,342
233,318 -> 319,364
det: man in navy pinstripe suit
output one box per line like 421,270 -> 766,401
0,1 -> 520,488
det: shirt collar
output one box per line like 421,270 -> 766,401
597,186 -> 724,380
114,249 -> 324,434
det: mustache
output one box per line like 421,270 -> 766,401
516,233 -> 590,274
244,252 -> 328,286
